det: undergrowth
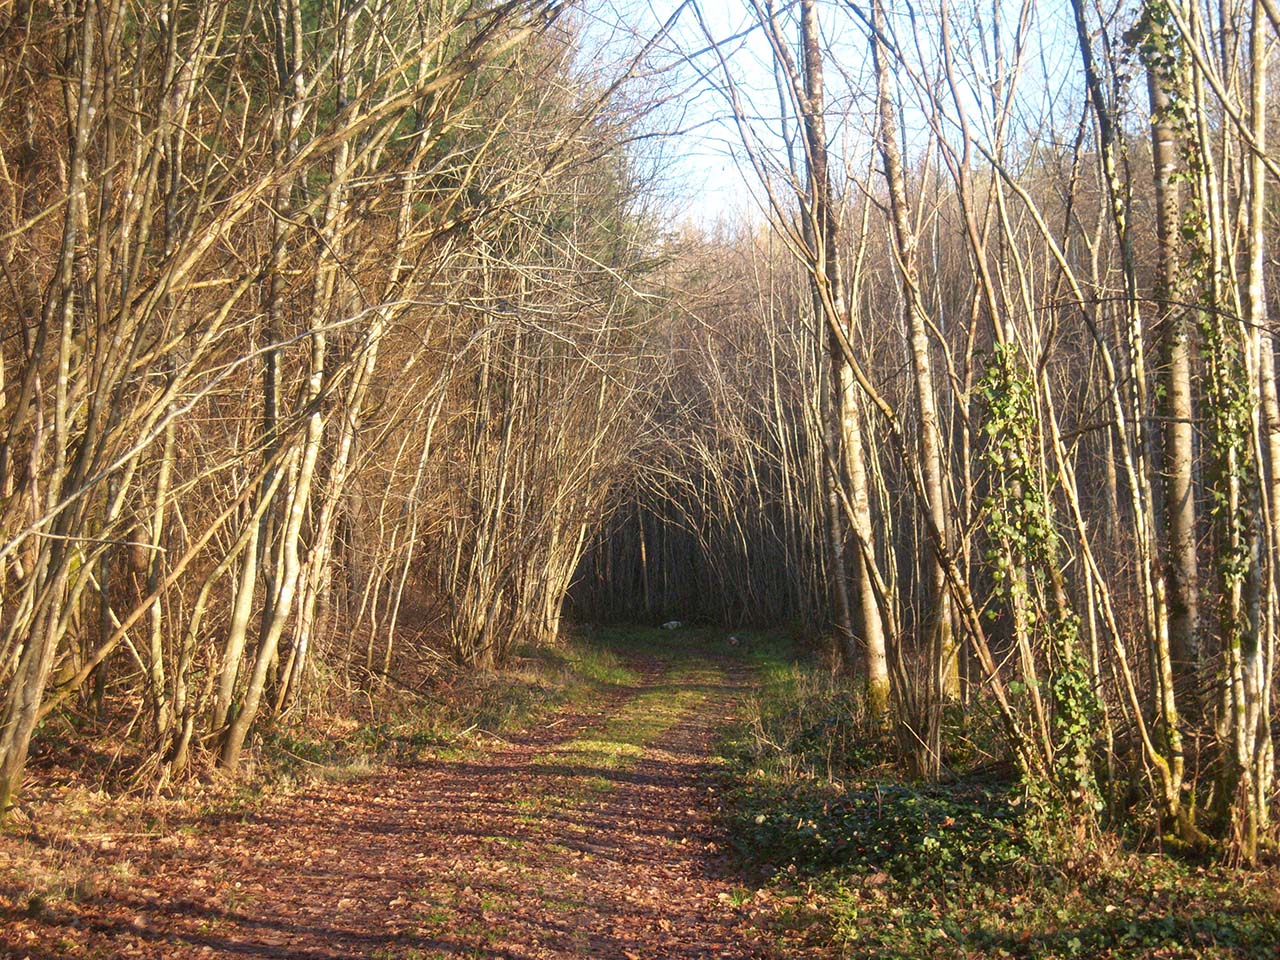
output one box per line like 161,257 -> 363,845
256,638 -> 639,784
718,631 -> 1280,959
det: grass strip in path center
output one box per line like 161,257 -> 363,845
530,653 -> 726,805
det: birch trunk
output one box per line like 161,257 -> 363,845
870,0 -> 958,699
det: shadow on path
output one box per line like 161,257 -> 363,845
0,650 -> 815,959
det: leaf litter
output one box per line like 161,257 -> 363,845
0,651 -> 826,958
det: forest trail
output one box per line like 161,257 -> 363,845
1,645 -> 817,959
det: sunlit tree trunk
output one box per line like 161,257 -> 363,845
0,0 -> 99,813
1232,0 -> 1273,862
1071,0 -> 1184,833
870,0 -> 957,700
1141,1 -> 1201,692
221,0 -> 357,772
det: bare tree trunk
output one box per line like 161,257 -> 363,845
771,0 -> 889,711
1231,0 -> 1273,861
144,421 -> 176,742
0,0 -> 98,813
840,362 -> 890,719
870,0 -> 957,700
221,0 -> 358,772
1142,2 -> 1201,692
1071,0 -> 1183,832
820,352 -> 857,662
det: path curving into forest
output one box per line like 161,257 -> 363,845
1,648 -> 821,959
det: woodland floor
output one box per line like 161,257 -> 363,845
0,641 -> 820,959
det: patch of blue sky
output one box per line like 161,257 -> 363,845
573,1 -> 1092,229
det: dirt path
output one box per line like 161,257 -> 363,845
1,651 -> 804,959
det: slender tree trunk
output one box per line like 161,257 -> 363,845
840,362 -> 890,719
1232,0 -> 1273,861
0,0 -> 97,814
870,0 -> 957,699
1142,5 -> 1201,691
145,421 -> 176,742
1071,0 -> 1183,831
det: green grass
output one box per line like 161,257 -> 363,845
589,621 -> 742,660
562,640 -> 642,687
512,629 -> 727,810
716,631 -> 1280,959
546,661 -> 718,776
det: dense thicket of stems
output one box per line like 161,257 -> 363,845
0,0 -> 665,805
679,0 -> 1276,859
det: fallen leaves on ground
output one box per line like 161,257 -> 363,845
0,654 -> 827,959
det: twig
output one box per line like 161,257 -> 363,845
277,746 -> 326,767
